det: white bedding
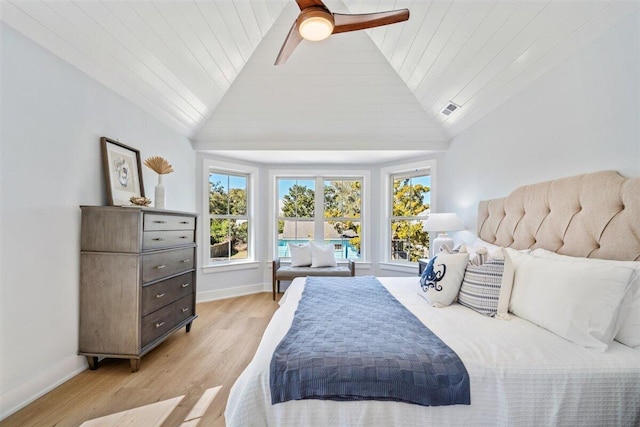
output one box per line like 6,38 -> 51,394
225,277 -> 640,427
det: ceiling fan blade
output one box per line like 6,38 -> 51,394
333,9 -> 409,34
295,0 -> 327,10
275,21 -> 304,65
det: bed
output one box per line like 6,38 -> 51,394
226,170 -> 640,426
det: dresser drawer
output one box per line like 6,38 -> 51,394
141,272 -> 194,316
141,294 -> 194,348
142,247 -> 195,283
144,214 -> 195,231
143,230 -> 194,251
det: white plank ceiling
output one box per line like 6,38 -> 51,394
2,0 -> 638,162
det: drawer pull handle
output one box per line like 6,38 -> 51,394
180,221 -> 189,224
182,307 -> 189,313
156,293 -> 165,298
155,322 -> 165,328
156,265 -> 166,269
180,236 -> 188,239
181,259 -> 191,263
153,238 -> 165,241
154,220 -> 167,224
181,283 -> 190,288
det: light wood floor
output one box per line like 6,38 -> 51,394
1,292 -> 279,427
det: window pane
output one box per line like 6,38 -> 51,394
277,220 -> 314,257
230,219 -> 248,260
412,174 -> 431,210
391,220 -> 429,262
210,218 -> 231,261
209,173 -> 229,215
210,218 -> 249,261
228,175 -> 247,216
324,180 -> 361,219
324,220 -> 360,260
278,179 -> 315,218
392,174 -> 430,218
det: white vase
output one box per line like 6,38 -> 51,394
155,174 -> 165,209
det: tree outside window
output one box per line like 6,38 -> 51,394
390,172 -> 430,262
277,179 -> 316,249
209,172 -> 249,262
324,179 -> 361,259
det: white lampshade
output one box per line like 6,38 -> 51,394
298,10 -> 334,41
422,213 -> 464,257
422,213 -> 464,232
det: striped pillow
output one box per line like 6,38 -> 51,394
458,259 -> 505,317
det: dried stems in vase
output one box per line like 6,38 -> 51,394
144,156 -> 174,209
144,156 -> 174,175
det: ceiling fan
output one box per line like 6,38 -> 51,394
275,0 -> 410,65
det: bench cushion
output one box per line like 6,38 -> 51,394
276,265 -> 352,280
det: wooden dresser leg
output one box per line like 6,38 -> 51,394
130,359 -> 140,373
86,356 -> 99,370
186,321 -> 193,333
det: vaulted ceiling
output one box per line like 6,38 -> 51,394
2,0 -> 638,162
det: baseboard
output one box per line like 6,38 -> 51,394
0,355 -> 87,420
196,282 -> 270,303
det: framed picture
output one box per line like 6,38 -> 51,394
101,137 -> 145,206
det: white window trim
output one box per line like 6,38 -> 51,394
202,158 -> 259,269
269,169 -> 370,263
380,159 -> 437,265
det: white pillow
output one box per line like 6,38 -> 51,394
496,247 -> 535,320
506,248 -> 638,351
531,248 -> 640,349
310,242 -> 337,268
288,242 -> 312,267
418,253 -> 469,308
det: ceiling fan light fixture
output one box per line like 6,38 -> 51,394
298,9 -> 334,41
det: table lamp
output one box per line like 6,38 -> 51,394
422,213 -> 464,257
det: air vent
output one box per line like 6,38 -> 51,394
440,102 -> 460,116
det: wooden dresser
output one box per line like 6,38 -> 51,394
79,206 -> 198,372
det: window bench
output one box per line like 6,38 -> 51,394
272,258 -> 356,300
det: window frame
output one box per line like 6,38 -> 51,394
269,169 -> 369,263
202,158 -> 259,269
380,160 -> 437,269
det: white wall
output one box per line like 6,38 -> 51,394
438,11 -> 640,233
0,24 -> 196,418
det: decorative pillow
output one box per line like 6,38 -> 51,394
506,248 -> 638,351
456,241 -> 505,266
310,242 -> 337,268
458,258 -> 505,317
288,242 -> 312,267
530,248 -> 640,349
418,253 -> 469,308
458,244 -> 489,266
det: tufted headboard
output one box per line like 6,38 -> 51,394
478,170 -> 640,261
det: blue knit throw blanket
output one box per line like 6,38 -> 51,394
270,276 -> 470,407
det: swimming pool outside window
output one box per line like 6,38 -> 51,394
276,177 -> 362,260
